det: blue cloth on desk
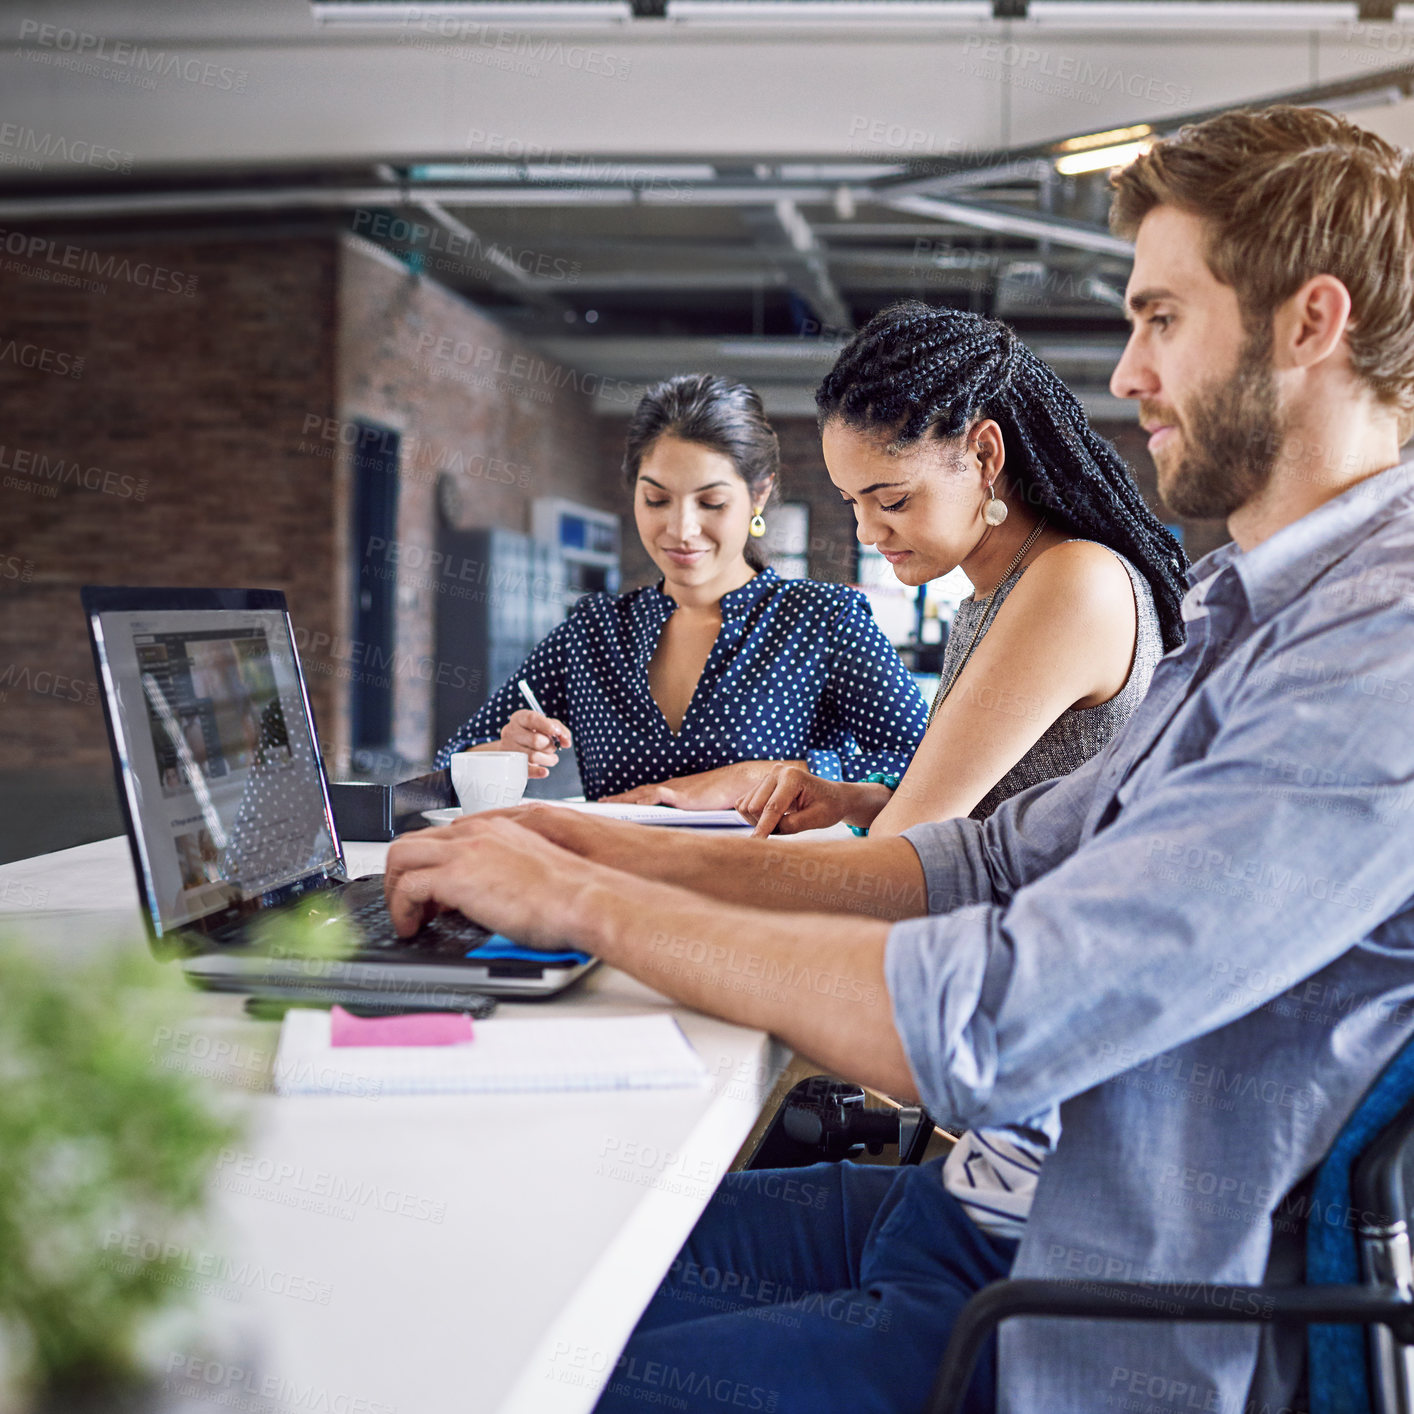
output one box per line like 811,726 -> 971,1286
434,567 -> 927,800
468,933 -> 592,965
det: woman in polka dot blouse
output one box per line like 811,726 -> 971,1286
435,374 -> 928,805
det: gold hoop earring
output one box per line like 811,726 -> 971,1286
749,509 -> 767,538
982,483 -> 1008,527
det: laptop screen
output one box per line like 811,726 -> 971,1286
89,598 -> 341,934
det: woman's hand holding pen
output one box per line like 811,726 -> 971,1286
497,710 -> 572,778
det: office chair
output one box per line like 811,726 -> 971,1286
923,1030 -> 1414,1414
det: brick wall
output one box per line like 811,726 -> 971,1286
0,235 -> 340,774
0,233 -> 629,775
0,227 -> 1226,860
603,417 -> 651,589
773,418 -> 861,583
334,237 -> 621,765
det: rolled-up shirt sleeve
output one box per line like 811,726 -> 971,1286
886,602 -> 1414,1133
902,752 -> 1103,915
887,756 -> 1101,1129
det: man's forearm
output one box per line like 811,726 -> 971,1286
728,835 -> 927,919
574,869 -> 918,1099
530,809 -> 927,920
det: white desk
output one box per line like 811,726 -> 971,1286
0,836 -> 792,1414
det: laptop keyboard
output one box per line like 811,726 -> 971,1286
336,877 -> 493,958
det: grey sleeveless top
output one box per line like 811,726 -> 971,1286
935,540 -> 1163,821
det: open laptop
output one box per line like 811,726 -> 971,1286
82,586 -> 597,1004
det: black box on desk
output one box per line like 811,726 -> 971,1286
327,770 -> 455,842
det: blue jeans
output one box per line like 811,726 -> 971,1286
593,1158 -> 1016,1414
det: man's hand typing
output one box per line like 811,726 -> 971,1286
384,816 -> 601,950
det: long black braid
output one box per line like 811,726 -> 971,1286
817,301 -> 1189,652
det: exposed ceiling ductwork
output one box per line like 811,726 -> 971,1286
5,0 -> 1413,417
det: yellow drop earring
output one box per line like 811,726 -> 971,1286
749,508 -> 767,538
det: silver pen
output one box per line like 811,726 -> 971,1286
518,679 -> 567,747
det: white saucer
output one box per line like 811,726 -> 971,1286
421,807 -> 466,826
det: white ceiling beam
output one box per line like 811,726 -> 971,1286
884,192 -> 1134,256
415,198 -> 567,311
589,377 -> 1137,421
752,198 -> 854,331
0,20 -> 1389,169
535,331 -> 1128,374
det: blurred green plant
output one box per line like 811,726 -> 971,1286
250,892 -> 358,965
0,938 -> 243,1404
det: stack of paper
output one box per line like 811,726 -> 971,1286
273,1010 -> 709,1096
542,800 -> 751,828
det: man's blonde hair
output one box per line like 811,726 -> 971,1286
1111,105 -> 1414,419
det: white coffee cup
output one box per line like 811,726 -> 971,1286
449,751 -> 529,814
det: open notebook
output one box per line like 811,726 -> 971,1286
542,801 -> 752,828
273,1010 -> 709,1096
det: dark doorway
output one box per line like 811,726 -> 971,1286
350,420 -> 400,757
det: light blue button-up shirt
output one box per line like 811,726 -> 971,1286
888,462 -> 1414,1413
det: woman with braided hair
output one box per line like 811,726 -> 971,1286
737,301 -> 1190,1247
738,301 -> 1189,846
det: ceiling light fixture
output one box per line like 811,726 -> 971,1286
1328,84 -> 1409,113
666,0 -> 991,23
312,2 -> 633,26
1025,1 -> 1357,29
1055,123 -> 1153,154
1054,138 -> 1153,175
408,162 -> 719,182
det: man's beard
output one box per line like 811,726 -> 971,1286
1155,328 -> 1283,521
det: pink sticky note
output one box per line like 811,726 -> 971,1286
329,1006 -> 474,1048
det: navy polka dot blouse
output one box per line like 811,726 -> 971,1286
435,567 -> 928,801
